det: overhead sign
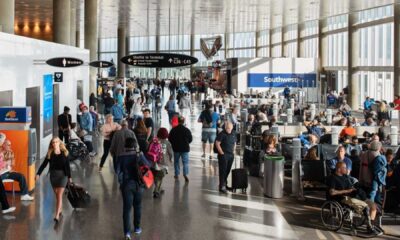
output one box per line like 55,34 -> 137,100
0,107 -> 32,123
248,73 -> 317,88
121,53 -> 198,68
54,72 -> 63,82
46,57 -> 83,68
89,60 -> 114,68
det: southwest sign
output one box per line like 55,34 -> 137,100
248,73 -> 317,88
46,57 -> 83,68
89,60 -> 114,68
121,53 -> 198,68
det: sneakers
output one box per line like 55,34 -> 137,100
367,227 -> 383,236
21,194 -> 34,201
184,175 -> 189,183
89,152 -> 97,157
125,234 -> 131,240
134,227 -> 142,234
174,175 -> 179,180
2,207 -> 16,214
209,155 -> 213,160
201,153 -> 206,158
219,186 -> 227,194
153,192 -> 160,198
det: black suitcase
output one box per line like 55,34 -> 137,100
66,183 -> 91,209
231,156 -> 248,193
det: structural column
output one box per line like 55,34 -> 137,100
70,1 -> 77,46
348,13 -> 358,109
76,31 -> 80,48
53,0 -> 71,45
117,27 -> 127,78
85,0 -> 98,95
0,0 -> 14,34
155,35 -> 161,79
394,4 -> 400,96
189,34 -> 195,80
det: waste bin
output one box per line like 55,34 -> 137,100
264,155 -> 285,198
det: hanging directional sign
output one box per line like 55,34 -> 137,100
89,60 -> 114,68
54,72 -> 63,82
46,57 -> 83,68
121,53 -> 198,68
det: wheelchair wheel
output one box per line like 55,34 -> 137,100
321,201 -> 344,231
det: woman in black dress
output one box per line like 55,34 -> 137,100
36,137 -> 72,222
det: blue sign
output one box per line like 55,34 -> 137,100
248,73 -> 317,88
43,74 -> 53,137
0,107 -> 32,123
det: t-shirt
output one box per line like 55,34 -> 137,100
144,117 -> 154,140
394,99 -> 400,110
199,111 -> 220,129
327,174 -> 354,201
215,130 -> 236,155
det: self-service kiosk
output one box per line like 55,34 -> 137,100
0,107 -> 37,193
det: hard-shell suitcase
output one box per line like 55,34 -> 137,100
231,156 -> 248,193
66,183 -> 91,209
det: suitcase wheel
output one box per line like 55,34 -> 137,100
241,189 -> 247,194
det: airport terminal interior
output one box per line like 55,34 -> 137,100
1,0 -> 400,239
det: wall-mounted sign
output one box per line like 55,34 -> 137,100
46,57 -> 83,68
0,107 -> 31,123
54,72 -> 63,82
248,73 -> 317,88
89,60 -> 114,68
43,74 -> 53,137
121,53 -> 198,68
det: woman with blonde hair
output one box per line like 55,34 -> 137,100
36,137 -> 72,222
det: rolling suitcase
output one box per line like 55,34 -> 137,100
66,183 -> 91,209
231,156 -> 248,193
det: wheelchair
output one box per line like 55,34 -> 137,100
321,200 -> 367,235
67,139 -> 90,162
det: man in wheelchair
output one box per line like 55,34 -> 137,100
326,161 -> 382,236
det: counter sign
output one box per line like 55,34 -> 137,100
121,53 -> 198,68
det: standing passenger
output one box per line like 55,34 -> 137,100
99,114 -> 121,172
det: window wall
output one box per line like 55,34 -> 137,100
97,4 -> 400,105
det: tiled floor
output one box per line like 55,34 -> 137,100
1,91 -> 399,240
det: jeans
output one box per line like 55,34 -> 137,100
167,111 -> 175,123
369,180 -> 382,204
0,180 -> 10,210
59,130 -> 70,144
99,139 -> 111,168
174,152 -> 189,176
1,172 -> 28,195
217,153 -> 234,188
121,182 -> 143,235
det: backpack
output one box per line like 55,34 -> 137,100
146,138 -> 162,163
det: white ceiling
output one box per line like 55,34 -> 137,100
14,0 -> 398,38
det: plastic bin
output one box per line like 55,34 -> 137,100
264,155 -> 285,198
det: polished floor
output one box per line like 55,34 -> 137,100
1,91 -> 400,240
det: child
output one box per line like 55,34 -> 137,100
152,128 -> 173,198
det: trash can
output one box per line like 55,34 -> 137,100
264,155 -> 285,198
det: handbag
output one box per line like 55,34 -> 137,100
136,153 -> 154,189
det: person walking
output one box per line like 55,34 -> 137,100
57,106 -> 72,144
133,119 -> 149,153
111,99 -> 126,123
117,137 -> 149,239
152,128 -> 173,198
168,117 -> 192,182
110,120 -> 138,174
214,121 -> 236,193
198,103 -> 220,159
179,92 -> 192,121
36,137 -> 72,222
165,95 -> 177,124
161,79 -> 166,96
79,105 -> 94,133
99,114 -> 121,172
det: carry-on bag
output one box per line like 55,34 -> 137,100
231,156 -> 248,193
66,183 -> 91,209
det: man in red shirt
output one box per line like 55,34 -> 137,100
394,95 -> 400,110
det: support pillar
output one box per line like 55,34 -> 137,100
189,34 -> 195,80
117,27 -> 126,78
53,0 -> 71,45
0,0 -> 14,34
394,4 -> 400,96
70,1 -> 77,46
85,0 -> 98,95
348,13 -> 358,109
76,31 -> 80,48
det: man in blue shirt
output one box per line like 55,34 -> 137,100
364,96 -> 375,111
327,91 -> 337,107
111,100 -> 126,123
283,86 -> 290,99
327,145 -> 353,175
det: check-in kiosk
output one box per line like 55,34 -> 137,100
0,107 -> 37,193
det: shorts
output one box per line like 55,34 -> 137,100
341,196 -> 368,214
201,129 -> 217,143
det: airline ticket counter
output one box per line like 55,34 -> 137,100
0,107 -> 37,193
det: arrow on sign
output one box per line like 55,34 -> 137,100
168,58 -> 173,63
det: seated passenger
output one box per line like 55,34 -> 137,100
385,149 -> 397,187
304,146 -> 319,161
339,100 -> 352,117
339,120 -> 356,139
263,135 -> 278,154
346,136 -> 362,156
306,119 -> 324,138
327,145 -> 352,175
0,139 -> 34,201
362,117 -> 377,127
327,162 -> 381,236
378,120 -> 390,143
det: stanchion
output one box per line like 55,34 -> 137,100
272,104 -> 278,118
390,126 -> 398,146
331,126 -> 339,145
287,108 -> 293,124
326,109 -> 332,125
310,104 -> 316,120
